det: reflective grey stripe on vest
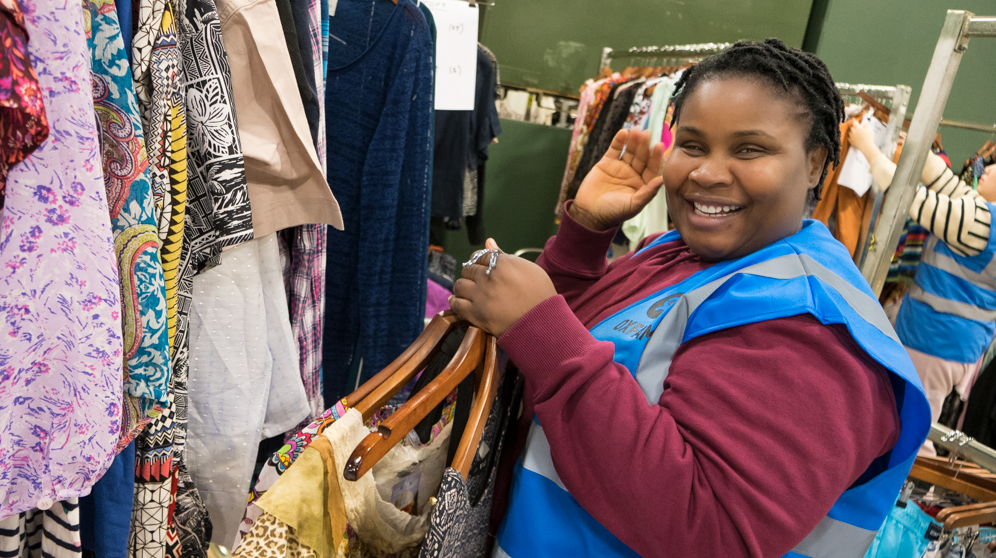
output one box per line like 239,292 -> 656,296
634,253 -> 900,404
517,425 -> 879,558
493,545 -> 512,558
790,516 -> 877,558
521,422 -> 567,491
909,284 -> 996,322
921,236 -> 996,292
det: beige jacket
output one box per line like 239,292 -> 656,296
216,0 -> 343,237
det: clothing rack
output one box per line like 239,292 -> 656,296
929,423 -> 996,475
860,10 -> 996,295
599,43 -> 912,270
599,43 -> 733,71
833,83 -> 913,270
940,119 -> 996,134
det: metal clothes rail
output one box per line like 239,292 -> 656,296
599,43 -> 732,71
860,10 -> 996,295
929,423 -> 996,475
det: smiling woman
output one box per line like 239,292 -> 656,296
449,39 -> 931,558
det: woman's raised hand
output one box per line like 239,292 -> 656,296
570,129 -> 665,231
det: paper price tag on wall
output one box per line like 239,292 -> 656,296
424,0 -> 479,110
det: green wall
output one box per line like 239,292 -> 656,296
813,1 -> 996,166
436,119 -> 568,263
480,0 -> 814,97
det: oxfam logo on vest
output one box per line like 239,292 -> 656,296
647,293 -> 683,319
611,293 -> 684,341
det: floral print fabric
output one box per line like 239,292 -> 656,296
0,0 -> 48,206
0,0 -> 122,519
83,0 -> 172,450
555,75 -> 622,218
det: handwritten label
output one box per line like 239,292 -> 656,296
423,0 -> 478,110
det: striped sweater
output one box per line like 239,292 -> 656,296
871,151 -> 992,257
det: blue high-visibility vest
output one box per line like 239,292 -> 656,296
495,220 -> 930,558
896,220 -> 996,364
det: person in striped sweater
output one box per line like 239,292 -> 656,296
850,123 -> 996,455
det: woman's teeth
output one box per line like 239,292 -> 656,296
693,202 -> 744,217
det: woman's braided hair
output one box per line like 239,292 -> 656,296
670,38 -> 845,199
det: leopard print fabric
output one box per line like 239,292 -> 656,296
232,511 -> 317,558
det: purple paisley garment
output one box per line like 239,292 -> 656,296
0,0 -> 123,520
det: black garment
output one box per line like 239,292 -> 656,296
419,364 -> 523,558
275,0 -> 319,146
291,0 -> 320,147
432,111 -> 473,221
963,358 -> 996,447
463,46 -> 501,244
565,80 -> 640,202
466,162 -> 487,245
467,46 -> 501,171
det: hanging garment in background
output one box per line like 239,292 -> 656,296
186,234 -> 310,547
962,356 -> 996,448
463,43 -> 502,245
235,329 -> 473,556
0,0 -> 48,207
84,0 -> 172,450
647,72 -> 680,157
215,0 -> 342,238
274,0 -> 318,149
0,499 -> 83,557
432,110 -> 471,225
0,0 -> 123,519
117,0 -> 132,61
174,0 -> 255,455
887,219 -> 931,284
419,369 -> 522,558
863,503 -> 941,558
175,0 -> 254,276
812,118 -> 884,258
622,76 -> 680,247
81,442 -> 136,558
322,0 -> 433,405
564,79 -> 643,205
234,401 -> 349,549
279,0 -> 332,434
131,0 -> 189,354
128,388 -> 181,558
622,77 -> 664,133
555,75 -> 622,218
129,0 -> 190,554
260,409 -> 453,558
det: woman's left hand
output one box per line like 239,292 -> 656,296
449,239 -> 557,337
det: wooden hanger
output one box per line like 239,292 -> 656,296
448,334 -> 499,478
347,312 -> 462,414
908,456 -> 996,502
343,326 -> 501,481
936,501 -> 996,530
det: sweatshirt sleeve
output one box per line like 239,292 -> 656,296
498,301 -> 900,558
868,151 -> 991,257
537,202 -> 633,304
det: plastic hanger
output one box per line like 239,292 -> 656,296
343,325 -> 501,481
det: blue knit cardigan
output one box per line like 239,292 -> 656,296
322,0 -> 434,402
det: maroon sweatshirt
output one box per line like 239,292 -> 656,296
492,206 -> 901,557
